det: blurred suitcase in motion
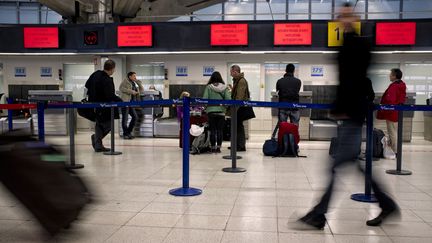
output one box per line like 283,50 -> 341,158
0,134 -> 92,235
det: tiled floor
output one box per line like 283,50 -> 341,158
1,132 -> 432,242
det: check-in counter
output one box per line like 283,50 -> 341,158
271,91 -> 312,140
29,90 -> 73,136
373,92 -> 415,142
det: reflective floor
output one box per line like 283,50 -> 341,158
1,132 -> 432,242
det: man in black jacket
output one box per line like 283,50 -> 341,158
291,3 -> 399,230
85,60 -> 122,152
276,63 -> 301,125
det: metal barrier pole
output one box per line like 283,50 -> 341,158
104,107 -> 122,155
37,102 -> 45,142
7,98 -> 13,131
169,96 -> 202,196
67,107 -> 84,169
351,106 -> 378,202
223,106 -> 246,173
386,110 -> 412,175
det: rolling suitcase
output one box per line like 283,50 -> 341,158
0,134 -> 92,235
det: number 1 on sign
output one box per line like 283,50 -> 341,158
328,22 -> 361,47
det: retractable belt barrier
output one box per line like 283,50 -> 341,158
1,99 -> 431,199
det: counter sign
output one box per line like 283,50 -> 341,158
211,24 -> 248,46
176,66 -> 188,77
117,25 -> 152,47
274,23 -> 312,45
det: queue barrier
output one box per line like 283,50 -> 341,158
1,99 -> 432,199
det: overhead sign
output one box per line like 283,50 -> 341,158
274,23 -> 312,45
24,27 -> 59,48
376,22 -> 416,45
211,24 -> 248,46
327,22 -> 361,47
176,66 -> 188,77
84,31 -> 98,45
117,25 -> 152,47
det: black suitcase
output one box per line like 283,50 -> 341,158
373,128 -> 385,158
329,137 -> 338,158
0,134 -> 92,235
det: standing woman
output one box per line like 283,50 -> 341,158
203,71 -> 231,153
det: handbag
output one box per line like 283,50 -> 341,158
263,123 -> 279,156
77,98 -> 96,122
238,106 -> 255,121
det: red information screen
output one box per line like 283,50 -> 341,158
211,24 -> 248,46
274,23 -> 312,45
24,27 -> 59,48
117,25 -> 152,47
376,22 -> 416,45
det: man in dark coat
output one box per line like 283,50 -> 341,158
276,63 -> 302,125
291,3 -> 399,230
85,60 -> 122,152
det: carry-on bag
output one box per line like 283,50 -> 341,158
263,123 -> 279,156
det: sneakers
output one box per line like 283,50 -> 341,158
289,212 -> 326,230
366,206 -> 400,226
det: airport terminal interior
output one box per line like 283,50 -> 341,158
1,0 -> 432,242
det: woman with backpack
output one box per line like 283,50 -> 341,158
203,71 -> 231,153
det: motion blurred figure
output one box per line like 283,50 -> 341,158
291,3 -> 399,230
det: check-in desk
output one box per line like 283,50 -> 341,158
29,90 -> 73,136
119,90 -> 160,137
373,92 -> 415,142
271,91 -> 312,140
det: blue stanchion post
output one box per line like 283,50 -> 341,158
169,96 -> 202,196
37,102 -> 45,142
7,98 -> 13,131
351,105 -> 378,202
386,110 -> 412,175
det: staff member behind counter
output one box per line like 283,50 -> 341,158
119,71 -> 144,140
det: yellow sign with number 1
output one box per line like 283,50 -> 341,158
328,22 -> 361,47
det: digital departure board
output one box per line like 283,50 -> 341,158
211,24 -> 248,46
117,25 -> 152,47
24,27 -> 59,48
376,22 -> 416,45
274,23 -> 312,45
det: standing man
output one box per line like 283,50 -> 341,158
291,3 -> 399,230
276,63 -> 302,125
229,65 -> 250,152
85,59 -> 122,152
377,68 -> 407,154
119,72 -> 144,139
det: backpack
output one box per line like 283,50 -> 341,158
373,128 -> 385,158
190,127 -> 211,154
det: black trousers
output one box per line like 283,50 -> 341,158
121,107 -> 137,135
237,119 -> 246,150
94,117 -> 111,149
310,120 -> 397,216
208,113 -> 225,147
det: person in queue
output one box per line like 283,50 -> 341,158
291,2 -> 399,230
276,63 -> 302,125
377,68 -> 407,155
119,71 -> 144,139
228,65 -> 251,152
203,71 -> 231,153
85,59 -> 122,152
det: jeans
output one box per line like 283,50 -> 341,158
121,107 -> 137,135
208,113 -> 225,147
279,109 -> 300,125
310,120 -> 397,216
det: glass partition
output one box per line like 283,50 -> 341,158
130,63 -> 165,95
264,63 -> 300,101
404,63 -> 432,105
368,63 -> 400,93
64,64 -> 95,101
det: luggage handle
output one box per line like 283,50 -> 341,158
271,123 -> 279,139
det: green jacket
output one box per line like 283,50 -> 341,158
203,83 -> 231,114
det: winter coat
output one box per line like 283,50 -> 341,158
119,78 -> 144,102
226,73 -> 250,116
377,80 -> 407,122
202,83 -> 231,114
